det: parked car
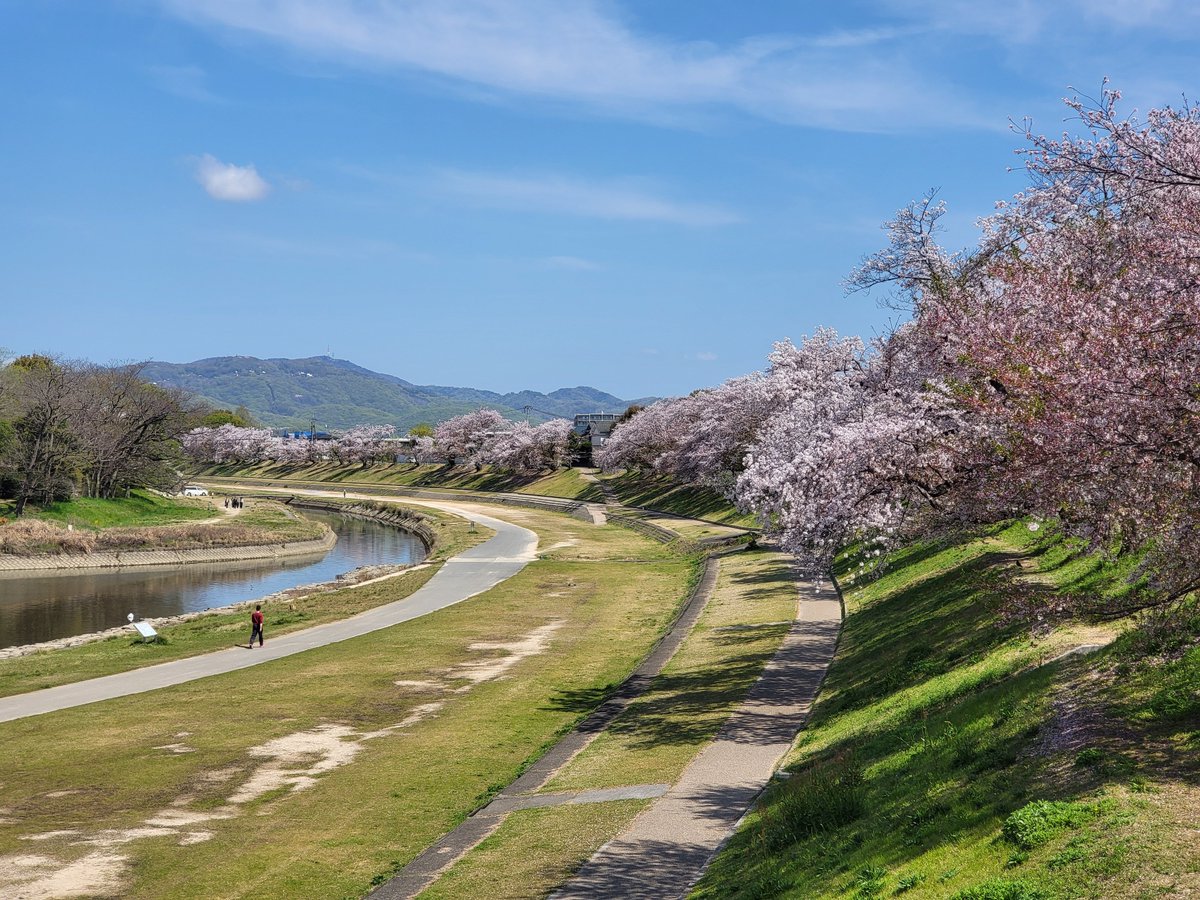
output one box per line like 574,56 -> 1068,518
181,486 -> 209,497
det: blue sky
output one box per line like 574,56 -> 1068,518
3,1 -> 1197,399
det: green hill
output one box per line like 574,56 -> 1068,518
142,355 -> 653,431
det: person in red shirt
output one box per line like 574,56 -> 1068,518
248,605 -> 264,648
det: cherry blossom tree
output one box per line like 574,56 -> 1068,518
485,418 -> 572,473
433,408 -> 508,467
854,87 -> 1200,604
333,425 -> 396,466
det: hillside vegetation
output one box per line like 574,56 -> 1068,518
695,523 -> 1200,899
143,355 -> 649,431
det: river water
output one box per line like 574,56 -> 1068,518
0,508 -> 426,649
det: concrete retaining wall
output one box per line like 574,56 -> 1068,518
287,500 -> 436,551
0,528 -> 337,573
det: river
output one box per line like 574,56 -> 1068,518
0,508 -> 427,649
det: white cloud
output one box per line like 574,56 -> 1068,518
194,154 -> 271,202
159,0 -> 989,130
696,351 -> 718,361
434,169 -> 740,226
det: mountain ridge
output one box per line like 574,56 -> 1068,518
142,355 -> 654,431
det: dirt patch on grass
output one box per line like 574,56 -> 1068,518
449,621 -> 565,688
0,851 -> 127,899
1,707 -> 444,899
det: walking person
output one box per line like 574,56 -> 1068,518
248,604 -> 264,648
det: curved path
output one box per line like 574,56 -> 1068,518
0,498 -> 537,724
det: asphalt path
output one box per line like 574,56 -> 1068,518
0,496 -> 537,724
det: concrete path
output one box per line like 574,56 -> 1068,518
552,577 -> 843,900
0,499 -> 537,724
370,558 -> 722,900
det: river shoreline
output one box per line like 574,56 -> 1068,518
0,528 -> 338,573
0,560 -> 429,660
0,503 -> 436,657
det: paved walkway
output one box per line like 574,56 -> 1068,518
0,498 -> 537,724
369,558 -> 723,899
552,577 -> 843,900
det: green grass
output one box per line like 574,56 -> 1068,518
0,502 -> 488,695
419,800 -> 652,900
20,489 -> 215,529
693,521 -> 1200,900
421,548 -> 801,897
600,470 -> 758,526
198,461 -> 606,501
543,549 -> 798,791
0,510 -> 694,899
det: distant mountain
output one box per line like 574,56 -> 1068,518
142,355 -> 655,431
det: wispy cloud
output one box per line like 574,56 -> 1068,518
159,0 -> 990,130
148,64 -> 222,102
696,351 -> 718,361
433,169 -> 740,226
194,154 -> 270,202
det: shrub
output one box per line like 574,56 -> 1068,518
1002,799 -> 1102,850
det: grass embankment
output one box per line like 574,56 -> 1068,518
599,470 -> 758,528
422,549 -> 802,900
0,494 -> 324,556
0,503 -> 485,696
0,507 -> 695,899
199,460 -> 606,501
9,490 -> 215,529
694,522 -> 1200,900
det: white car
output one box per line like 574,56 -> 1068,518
182,486 -> 209,497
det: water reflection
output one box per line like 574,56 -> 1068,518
0,509 -> 426,648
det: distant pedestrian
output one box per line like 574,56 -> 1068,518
224,498 -> 229,509
248,604 -> 264,648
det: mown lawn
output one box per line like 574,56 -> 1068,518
422,548 -> 802,899
694,522 -> 1200,900
0,508 -> 694,899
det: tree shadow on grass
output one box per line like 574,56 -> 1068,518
542,649 -> 779,751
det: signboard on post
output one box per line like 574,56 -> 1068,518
132,622 -> 158,642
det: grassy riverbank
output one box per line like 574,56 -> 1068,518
198,460 -> 606,501
0,495 -> 324,556
694,523 -> 1200,899
7,490 -> 215,529
0,505 -> 694,899
0,503 -> 485,694
195,461 -> 759,531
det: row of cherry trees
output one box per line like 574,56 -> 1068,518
182,424 -> 399,467
184,411 -> 573,475
601,88 -> 1200,605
